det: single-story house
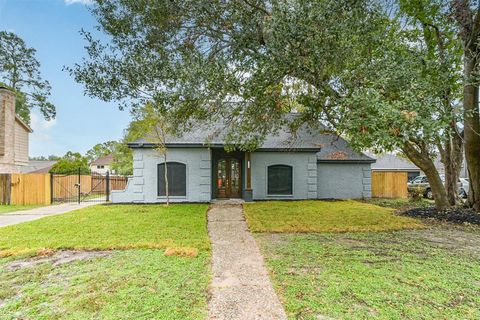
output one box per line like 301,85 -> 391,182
112,120 -> 375,203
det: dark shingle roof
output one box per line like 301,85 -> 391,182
129,117 -> 374,163
370,153 -> 446,171
314,133 -> 375,163
370,153 -> 419,170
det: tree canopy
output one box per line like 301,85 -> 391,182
50,151 -> 90,175
71,0 -> 388,146
0,31 -> 56,124
85,141 -> 118,162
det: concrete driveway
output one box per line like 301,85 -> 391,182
0,202 -> 99,228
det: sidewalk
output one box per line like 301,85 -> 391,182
0,202 -> 99,228
207,201 -> 287,320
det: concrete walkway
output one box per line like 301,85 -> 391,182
0,202 -> 98,228
207,201 -> 287,320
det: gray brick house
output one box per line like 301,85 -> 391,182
0,87 -> 32,173
112,119 -> 374,203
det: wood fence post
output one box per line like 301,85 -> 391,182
6,174 -> 11,205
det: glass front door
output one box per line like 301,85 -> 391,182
216,158 -> 241,198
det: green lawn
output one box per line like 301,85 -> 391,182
244,200 -> 423,233
0,204 -> 211,319
0,205 -> 42,215
0,204 -> 210,256
256,228 -> 480,319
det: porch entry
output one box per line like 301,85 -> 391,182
216,157 -> 242,198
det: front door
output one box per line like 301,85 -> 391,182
216,158 -> 242,198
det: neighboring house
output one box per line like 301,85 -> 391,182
20,160 -> 57,174
112,119 -> 375,203
90,154 -> 115,175
370,153 -> 468,181
0,87 -> 33,173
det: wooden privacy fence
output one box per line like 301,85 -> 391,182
0,173 -> 128,205
51,174 -> 92,201
0,173 -> 51,205
91,175 -> 128,193
51,174 -> 128,200
0,174 -> 11,205
371,171 -> 408,199
10,173 -> 51,205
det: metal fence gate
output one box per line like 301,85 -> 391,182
50,169 -> 127,204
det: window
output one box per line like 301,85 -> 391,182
267,165 -> 293,195
411,176 -> 424,184
158,162 -> 187,197
407,171 -> 420,182
97,165 -> 104,169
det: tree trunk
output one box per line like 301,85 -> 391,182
440,130 -> 464,206
423,165 -> 449,210
164,153 -> 169,206
402,142 -> 450,211
463,55 -> 480,211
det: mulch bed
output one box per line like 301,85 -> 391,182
402,207 -> 480,225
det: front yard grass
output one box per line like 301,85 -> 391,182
256,228 -> 480,319
0,204 -> 211,319
247,200 -> 479,319
0,205 -> 42,215
244,200 -> 423,233
0,204 -> 210,256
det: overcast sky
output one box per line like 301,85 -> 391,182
0,0 -> 131,157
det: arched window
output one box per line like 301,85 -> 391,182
267,165 -> 293,195
158,162 -> 186,197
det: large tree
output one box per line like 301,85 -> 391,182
72,0 -> 464,209
0,31 -> 56,124
381,0 -> 464,207
452,0 -> 480,210
338,40 -> 460,209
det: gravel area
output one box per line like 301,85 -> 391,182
207,201 -> 287,320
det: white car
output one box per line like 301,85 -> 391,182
408,175 -> 468,199
459,178 -> 469,198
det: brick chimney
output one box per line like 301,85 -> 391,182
0,87 -> 17,173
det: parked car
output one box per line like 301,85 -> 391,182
408,175 -> 468,199
459,178 -> 469,198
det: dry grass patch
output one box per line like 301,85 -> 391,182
244,200 -> 423,233
164,247 -> 199,257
